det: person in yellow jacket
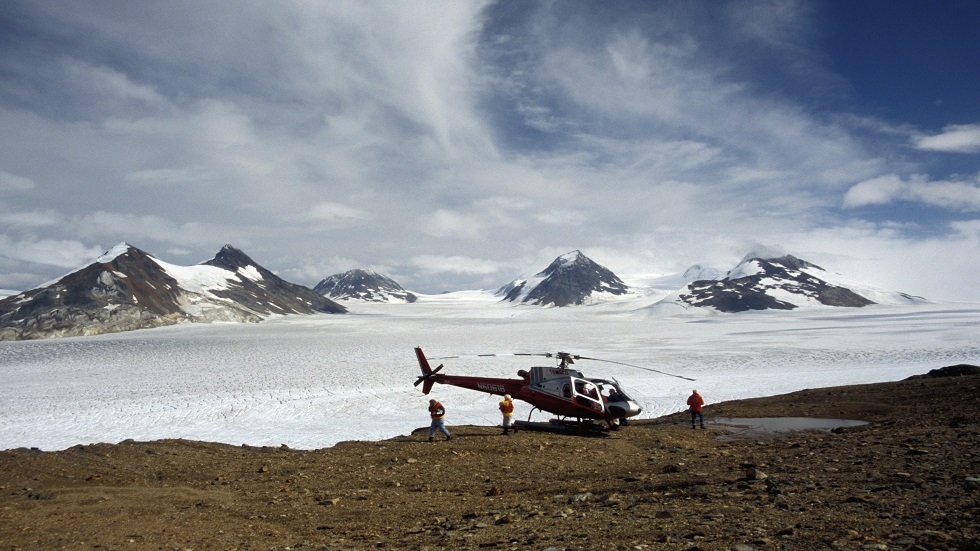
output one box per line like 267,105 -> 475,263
499,394 -> 515,435
428,399 -> 451,442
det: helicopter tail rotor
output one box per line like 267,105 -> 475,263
414,364 -> 443,394
414,347 -> 444,395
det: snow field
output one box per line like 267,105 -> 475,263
1,297 -> 977,451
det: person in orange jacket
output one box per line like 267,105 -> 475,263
428,399 -> 451,442
687,390 -> 705,429
499,394 -> 515,435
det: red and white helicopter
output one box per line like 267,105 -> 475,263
414,347 -> 694,431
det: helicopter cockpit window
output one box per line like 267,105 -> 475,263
562,383 -> 572,398
574,380 -> 599,400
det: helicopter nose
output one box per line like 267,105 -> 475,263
607,401 -> 642,418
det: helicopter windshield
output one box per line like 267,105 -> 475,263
589,378 -> 643,418
588,379 -> 633,402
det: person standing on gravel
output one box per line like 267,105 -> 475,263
687,390 -> 705,429
499,394 -> 515,435
428,399 -> 451,442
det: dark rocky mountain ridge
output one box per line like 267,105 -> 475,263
0,246 -> 930,339
314,269 -> 417,303
499,250 -> 631,307
201,245 -> 347,316
675,253 -> 901,312
0,243 -> 345,340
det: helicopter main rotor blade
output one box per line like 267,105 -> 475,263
431,352 -> 571,360
427,352 -> 553,360
421,351 -> 694,381
575,356 -> 696,381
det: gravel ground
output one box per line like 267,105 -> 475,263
1,368 -> 978,550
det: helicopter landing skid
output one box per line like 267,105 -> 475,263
512,419 -> 610,437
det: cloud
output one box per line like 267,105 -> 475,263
535,209 -> 589,226
67,211 -> 249,252
478,1 -> 882,238
0,2 -> 977,299
411,254 -> 502,275
125,166 -> 213,187
785,221 -> 980,303
841,175 -> 905,207
0,171 -> 35,192
914,124 -> 980,153
423,210 -> 486,239
307,202 -> 371,224
843,174 -> 980,211
420,198 -> 533,239
0,210 -> 62,229
0,236 -> 104,270
61,58 -> 170,113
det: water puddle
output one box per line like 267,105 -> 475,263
711,417 -> 868,441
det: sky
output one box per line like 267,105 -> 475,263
0,1 -> 978,301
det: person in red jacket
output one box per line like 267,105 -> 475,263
687,390 -> 705,429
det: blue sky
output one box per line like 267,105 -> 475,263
0,0 -> 977,301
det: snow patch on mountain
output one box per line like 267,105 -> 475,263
97,242 -> 132,263
726,260 -> 766,280
151,257 -> 238,296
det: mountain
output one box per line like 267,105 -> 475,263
682,264 -> 724,282
498,250 -> 631,306
0,243 -> 345,340
673,252 -> 925,313
314,269 -> 417,303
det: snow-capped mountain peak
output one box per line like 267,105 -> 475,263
682,264 -> 724,281
314,269 -> 417,303
500,250 -> 631,307
0,243 -> 345,340
672,252 -> 922,312
97,242 -> 135,263
555,249 -> 586,266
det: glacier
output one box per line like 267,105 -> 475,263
1,293 -> 977,451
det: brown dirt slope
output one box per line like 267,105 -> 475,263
1,370 -> 978,550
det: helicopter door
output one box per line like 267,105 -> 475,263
572,380 -> 603,412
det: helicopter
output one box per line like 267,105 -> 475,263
413,346 -> 694,431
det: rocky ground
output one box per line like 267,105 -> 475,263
1,367 -> 978,550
